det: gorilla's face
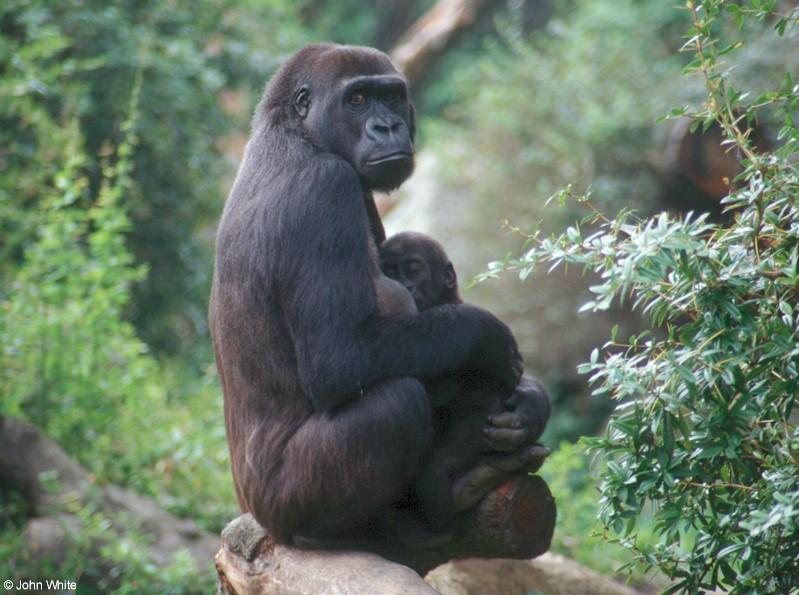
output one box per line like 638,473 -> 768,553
297,69 -> 415,192
380,237 -> 457,312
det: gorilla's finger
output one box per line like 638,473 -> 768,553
486,412 -> 527,429
483,427 -> 528,451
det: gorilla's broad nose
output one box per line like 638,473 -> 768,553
366,116 -> 404,140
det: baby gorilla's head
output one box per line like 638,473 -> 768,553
380,232 -> 461,310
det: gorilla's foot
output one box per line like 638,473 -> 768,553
394,511 -> 453,549
451,444 -> 550,513
292,511 -> 452,552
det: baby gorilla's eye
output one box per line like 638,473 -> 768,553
405,262 -> 424,277
349,93 -> 367,106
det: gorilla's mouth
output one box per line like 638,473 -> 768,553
365,152 -> 413,166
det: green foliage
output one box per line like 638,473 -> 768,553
1,74 -> 148,437
539,441 -> 658,581
0,491 -> 215,594
488,1 -> 799,591
293,0 -> 433,51
426,0 -> 685,207
295,0 -> 378,45
0,75 -> 229,592
0,0 -> 301,353
0,71 -> 236,534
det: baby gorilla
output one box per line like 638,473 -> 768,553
380,231 -> 550,529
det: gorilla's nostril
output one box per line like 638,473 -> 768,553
368,117 -> 403,138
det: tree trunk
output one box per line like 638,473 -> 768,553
389,0 -> 500,86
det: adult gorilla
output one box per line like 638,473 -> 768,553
210,44 -> 526,544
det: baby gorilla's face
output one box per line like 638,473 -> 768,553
381,252 -> 436,310
380,233 -> 458,311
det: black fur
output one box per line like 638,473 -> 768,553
209,44 -> 522,543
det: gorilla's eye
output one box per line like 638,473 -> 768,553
349,93 -> 367,107
405,262 -> 423,276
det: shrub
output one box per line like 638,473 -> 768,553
539,441 -> 658,581
0,73 -> 236,533
484,1 -> 799,591
0,0 -> 301,353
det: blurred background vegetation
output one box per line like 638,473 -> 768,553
1,0 -> 796,592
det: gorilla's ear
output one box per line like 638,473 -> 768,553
443,262 -> 457,290
408,102 -> 417,142
293,86 -> 311,119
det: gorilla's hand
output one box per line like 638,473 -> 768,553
466,306 -> 523,392
483,375 -> 550,452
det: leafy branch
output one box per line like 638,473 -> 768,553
484,1 -> 799,591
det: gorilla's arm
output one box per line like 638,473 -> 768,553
282,155 -> 521,412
